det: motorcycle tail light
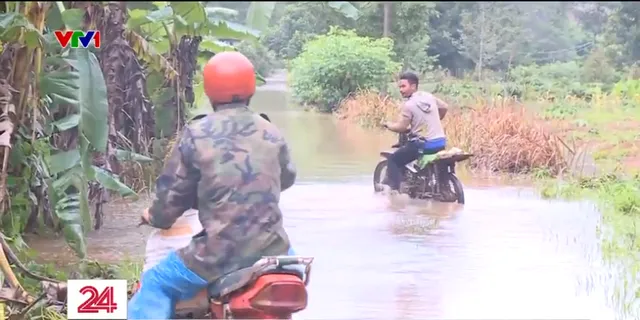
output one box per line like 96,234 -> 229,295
249,276 -> 308,314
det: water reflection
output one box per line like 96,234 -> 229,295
278,183 -> 618,319
250,89 -> 396,181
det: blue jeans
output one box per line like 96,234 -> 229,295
422,137 -> 447,154
386,137 -> 446,191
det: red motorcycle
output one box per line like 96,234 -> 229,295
131,255 -> 313,319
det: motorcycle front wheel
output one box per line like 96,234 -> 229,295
373,159 -> 387,192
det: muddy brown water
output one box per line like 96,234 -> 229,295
27,71 -> 622,319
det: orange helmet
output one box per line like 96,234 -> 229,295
203,51 -> 256,105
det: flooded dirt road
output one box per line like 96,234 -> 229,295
28,71 -> 621,319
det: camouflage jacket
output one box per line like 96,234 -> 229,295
148,104 -> 296,281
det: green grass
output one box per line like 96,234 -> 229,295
540,93 -> 640,174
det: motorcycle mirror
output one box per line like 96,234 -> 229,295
190,114 -> 208,122
259,113 -> 271,122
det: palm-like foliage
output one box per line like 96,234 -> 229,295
0,1 -> 359,314
0,1 -> 273,260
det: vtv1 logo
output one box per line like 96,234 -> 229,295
67,279 -> 127,319
54,30 -> 101,48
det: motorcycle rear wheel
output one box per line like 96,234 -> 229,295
438,173 -> 465,204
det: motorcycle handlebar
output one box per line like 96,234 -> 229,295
392,132 -> 422,148
259,113 -> 271,122
137,217 -> 149,227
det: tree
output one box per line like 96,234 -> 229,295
0,1 -> 268,259
571,2 -> 619,41
383,2 -> 392,37
355,2 -> 438,75
456,2 -> 526,78
125,1 -> 263,136
604,2 -> 640,67
426,2 -> 475,76
261,2 -> 360,59
516,2 -> 589,65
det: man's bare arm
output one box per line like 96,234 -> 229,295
385,113 -> 411,133
385,104 -> 412,133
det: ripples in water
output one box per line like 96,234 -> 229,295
283,183 -> 616,320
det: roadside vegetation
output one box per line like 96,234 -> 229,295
265,2 -> 640,318
0,0 -> 637,318
0,1 -> 286,318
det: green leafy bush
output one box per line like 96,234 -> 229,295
289,27 -> 401,112
235,40 -> 281,77
581,48 -> 620,84
430,80 -> 524,103
509,62 -> 583,99
612,79 -> 640,99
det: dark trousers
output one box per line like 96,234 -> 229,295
386,141 -> 420,191
386,139 -> 446,191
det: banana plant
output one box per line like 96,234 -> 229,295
327,2 -> 361,20
45,57 -> 141,255
124,1 -> 265,136
0,6 -> 141,258
243,1 -> 360,32
125,1 -> 259,74
244,2 -> 277,33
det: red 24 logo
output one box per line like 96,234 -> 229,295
77,285 -> 118,313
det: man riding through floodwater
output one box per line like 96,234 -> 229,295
128,51 -> 297,319
380,71 -> 449,195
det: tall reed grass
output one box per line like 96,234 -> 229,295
336,91 -> 567,174
335,90 -> 398,128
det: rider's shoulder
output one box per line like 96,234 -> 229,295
413,91 -> 436,99
406,91 -> 436,104
256,115 -> 284,135
403,92 -> 423,106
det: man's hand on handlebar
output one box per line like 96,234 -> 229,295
138,208 -> 151,227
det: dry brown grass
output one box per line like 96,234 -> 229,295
335,89 -> 398,128
337,91 -> 568,175
444,98 -> 567,174
120,161 -> 162,193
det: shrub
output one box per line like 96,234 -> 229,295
509,62 -> 583,100
612,79 -> 640,99
235,41 -> 281,77
289,27 -> 401,112
581,47 -> 619,84
430,80 -> 524,105
543,97 -> 591,120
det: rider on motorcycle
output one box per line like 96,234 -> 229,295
381,71 -> 449,194
128,51 -> 297,319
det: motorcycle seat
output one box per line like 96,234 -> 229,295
208,263 -> 307,300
